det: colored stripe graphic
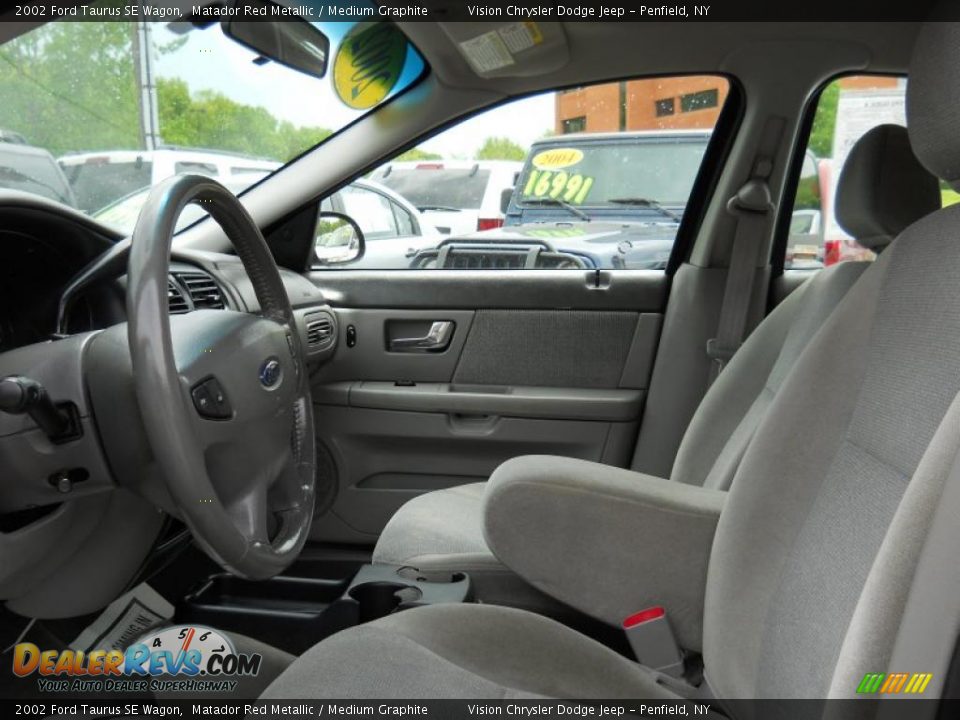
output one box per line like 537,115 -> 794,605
857,672 -> 932,694
857,673 -> 886,694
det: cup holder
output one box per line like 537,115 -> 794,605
396,567 -> 467,584
348,581 -> 423,623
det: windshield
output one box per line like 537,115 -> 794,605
0,12 -> 425,218
374,168 -> 492,211
0,145 -> 75,204
514,138 -> 709,212
62,160 -> 153,214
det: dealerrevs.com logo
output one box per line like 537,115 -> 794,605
13,625 -> 262,694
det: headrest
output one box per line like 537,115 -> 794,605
907,21 -> 960,188
835,124 -> 941,252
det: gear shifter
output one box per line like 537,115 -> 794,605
0,375 -> 77,442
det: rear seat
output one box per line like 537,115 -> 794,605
372,124 -> 942,602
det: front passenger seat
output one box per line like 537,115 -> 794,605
262,21 -> 960,699
372,123 -> 941,604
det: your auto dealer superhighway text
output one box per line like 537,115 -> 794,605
467,5 -> 704,18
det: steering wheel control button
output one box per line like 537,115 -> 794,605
191,377 -> 232,420
259,357 -> 283,389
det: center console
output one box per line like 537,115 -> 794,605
176,563 -> 472,654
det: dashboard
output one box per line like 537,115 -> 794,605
0,191 -> 343,617
0,193 -> 337,362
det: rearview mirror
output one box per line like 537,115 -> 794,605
223,1 -> 330,79
315,212 -> 365,265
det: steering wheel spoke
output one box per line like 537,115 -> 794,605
126,174 -> 316,580
227,486 -> 271,546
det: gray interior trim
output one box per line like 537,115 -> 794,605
484,455 -> 726,650
630,264 -> 726,477
310,270 -> 668,311
310,406 -> 637,543
315,309 -> 475,384
343,382 -> 644,423
619,314 -> 664,390
452,310 -> 640,389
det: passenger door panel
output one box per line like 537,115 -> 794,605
307,271 -> 667,545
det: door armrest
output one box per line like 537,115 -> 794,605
483,456 -> 726,651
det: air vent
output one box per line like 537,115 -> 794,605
175,271 -> 225,310
168,280 -> 189,314
306,315 -> 334,348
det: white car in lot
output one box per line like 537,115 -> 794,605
368,159 -> 521,236
95,175 -> 440,271
319,179 -> 443,269
59,148 -> 279,214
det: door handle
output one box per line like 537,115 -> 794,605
388,321 -> 455,353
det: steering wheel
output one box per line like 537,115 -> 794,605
126,174 -> 316,579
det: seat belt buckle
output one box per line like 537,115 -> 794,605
622,606 -> 685,677
706,338 -> 737,372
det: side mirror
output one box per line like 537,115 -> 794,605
314,212 -> 365,265
223,1 -> 330,79
500,186 -> 514,215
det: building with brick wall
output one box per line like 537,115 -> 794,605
555,76 -> 730,134
554,75 -> 900,135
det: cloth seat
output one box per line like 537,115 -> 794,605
262,24 -> 960,700
261,603 -> 678,700
373,123 -> 941,584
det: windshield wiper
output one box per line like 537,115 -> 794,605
521,197 -> 590,222
417,205 -> 462,212
0,166 -> 72,206
606,197 -> 681,222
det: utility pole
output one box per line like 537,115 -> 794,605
132,18 -> 161,151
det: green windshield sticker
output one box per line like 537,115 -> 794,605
522,169 -> 595,204
521,227 -> 588,239
333,23 -> 408,110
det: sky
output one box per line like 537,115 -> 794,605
417,93 -> 555,158
153,21 -> 555,160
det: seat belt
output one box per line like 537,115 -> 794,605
706,116 -> 785,384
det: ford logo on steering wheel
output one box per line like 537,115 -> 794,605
259,358 -> 282,389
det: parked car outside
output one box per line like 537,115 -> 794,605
368,159 -> 521,236
59,147 -> 279,214
319,178 -> 442,268
95,174 -> 439,272
412,131 -> 710,270
0,140 -> 77,207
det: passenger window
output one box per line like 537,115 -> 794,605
315,75 -> 730,270
784,75 -> 944,270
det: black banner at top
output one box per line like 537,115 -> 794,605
0,0 -> 958,23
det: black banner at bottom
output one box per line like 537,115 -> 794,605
1,699 -> 958,720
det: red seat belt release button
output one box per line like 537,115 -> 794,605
622,606 -> 685,677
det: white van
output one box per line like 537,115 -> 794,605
59,148 -> 279,214
369,159 -> 522,236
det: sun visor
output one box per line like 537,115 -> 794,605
440,21 -> 569,78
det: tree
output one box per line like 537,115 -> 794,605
0,22 -> 140,155
0,22 -> 331,162
808,83 -> 839,158
476,136 -> 526,161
